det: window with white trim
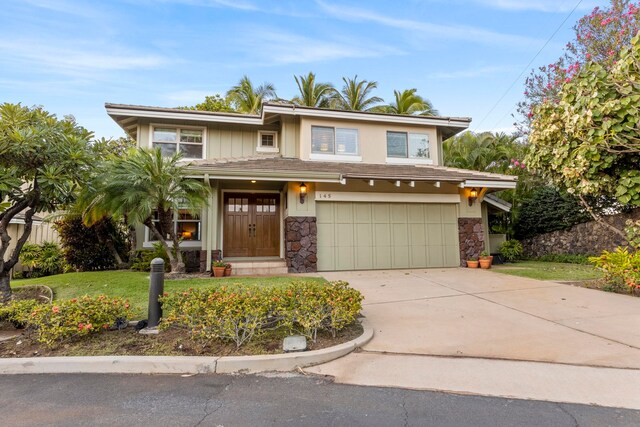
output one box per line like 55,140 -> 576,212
387,131 -> 430,159
311,126 -> 358,156
152,126 -> 203,159
257,131 -> 278,153
149,209 -> 201,242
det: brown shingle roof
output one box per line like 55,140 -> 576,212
187,157 -> 517,184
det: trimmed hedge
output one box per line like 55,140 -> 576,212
160,281 -> 363,348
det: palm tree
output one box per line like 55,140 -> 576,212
292,72 -> 334,107
226,75 -> 276,114
91,148 -> 210,273
377,89 -> 439,116
330,75 -> 383,111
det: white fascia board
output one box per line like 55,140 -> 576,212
262,105 -> 470,129
106,108 -> 263,125
483,197 -> 511,212
315,191 -> 461,204
185,168 -> 342,183
465,180 -> 517,189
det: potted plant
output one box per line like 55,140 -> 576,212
224,262 -> 232,277
466,258 -> 479,268
479,251 -> 493,269
212,260 -> 226,277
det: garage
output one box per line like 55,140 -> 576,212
316,202 -> 460,271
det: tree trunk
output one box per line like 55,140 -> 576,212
578,194 -> 627,239
126,224 -> 137,269
143,218 -> 178,270
0,272 -> 11,304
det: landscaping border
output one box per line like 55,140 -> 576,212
0,318 -> 373,375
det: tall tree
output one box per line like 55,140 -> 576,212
377,89 -> 438,116
292,72 -> 334,108
330,75 -> 383,111
518,0 -> 640,133
92,148 -> 209,273
0,103 -> 93,302
226,76 -> 276,114
180,94 -> 235,113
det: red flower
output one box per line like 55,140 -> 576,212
52,306 -> 60,313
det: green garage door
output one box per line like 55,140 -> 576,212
316,202 -> 459,271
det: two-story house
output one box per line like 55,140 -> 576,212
106,102 -> 516,274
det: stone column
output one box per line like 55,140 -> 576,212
285,217 -> 317,273
458,217 -> 484,267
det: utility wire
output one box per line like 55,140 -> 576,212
474,0 -> 584,131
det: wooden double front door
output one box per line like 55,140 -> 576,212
223,193 -> 281,257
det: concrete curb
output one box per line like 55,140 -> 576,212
0,319 -> 373,375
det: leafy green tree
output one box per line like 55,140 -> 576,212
91,148 -> 209,273
180,94 -> 235,113
518,0 -> 640,133
376,89 -> 438,116
330,75 -> 383,111
226,76 -> 276,114
526,32 -> 640,237
444,131 -> 525,173
91,137 -> 135,158
0,103 -> 93,302
292,72 -> 334,108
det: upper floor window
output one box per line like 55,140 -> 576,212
152,126 -> 203,159
387,132 -> 430,160
311,126 -> 358,156
257,131 -> 279,153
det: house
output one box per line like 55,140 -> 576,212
106,102 -> 517,274
8,212 -> 60,275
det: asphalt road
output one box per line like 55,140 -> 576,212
0,373 -> 638,427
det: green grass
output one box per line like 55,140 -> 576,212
12,271 -> 327,317
492,261 -> 602,281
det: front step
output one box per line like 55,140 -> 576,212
228,259 -> 289,276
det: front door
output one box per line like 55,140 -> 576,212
223,193 -> 280,257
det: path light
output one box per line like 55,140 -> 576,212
468,188 -> 479,206
299,182 -> 307,204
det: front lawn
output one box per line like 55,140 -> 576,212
492,261 -> 602,282
12,271 -> 327,317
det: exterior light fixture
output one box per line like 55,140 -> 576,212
468,188 -> 479,206
299,182 -> 307,204
251,180 -> 257,183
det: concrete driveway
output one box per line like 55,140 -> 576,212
306,268 -> 640,408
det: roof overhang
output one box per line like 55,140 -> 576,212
464,179 -> 517,189
483,195 -> 512,212
186,166 -> 342,183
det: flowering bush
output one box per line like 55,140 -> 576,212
0,299 -> 42,328
160,281 -> 363,348
589,247 -> 640,293
28,295 -> 131,347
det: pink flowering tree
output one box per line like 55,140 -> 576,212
517,0 -> 640,134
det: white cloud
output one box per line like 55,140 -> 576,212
472,0 -> 598,13
315,0 -> 543,48
0,39 -> 170,76
236,29 -> 403,65
426,65 -> 518,79
144,0 -> 258,11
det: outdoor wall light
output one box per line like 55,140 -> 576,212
299,182 -> 307,204
468,188 -> 479,206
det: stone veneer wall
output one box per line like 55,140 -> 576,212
458,218 -> 485,267
522,209 -> 640,257
285,217 -> 318,273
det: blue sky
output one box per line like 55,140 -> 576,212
1,0 -> 604,139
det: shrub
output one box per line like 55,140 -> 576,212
533,254 -> 591,264
18,241 -> 67,277
160,281 -> 363,348
499,240 -> 523,262
131,242 -> 170,272
28,295 -> 131,347
0,299 -> 42,328
55,215 -> 129,271
589,247 -> 640,294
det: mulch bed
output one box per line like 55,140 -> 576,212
0,322 -> 363,358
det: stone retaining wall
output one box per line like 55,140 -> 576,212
522,209 -> 640,257
458,217 -> 484,267
285,217 -> 318,273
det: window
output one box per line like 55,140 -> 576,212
387,132 -> 430,160
311,126 -> 358,156
149,209 -> 201,242
257,131 -> 278,153
152,127 -> 203,159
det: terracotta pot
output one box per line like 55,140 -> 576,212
213,267 -> 226,277
224,267 -> 232,277
466,260 -> 479,268
479,258 -> 492,269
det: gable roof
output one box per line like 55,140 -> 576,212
186,156 -> 517,188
